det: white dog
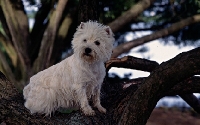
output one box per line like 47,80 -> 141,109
23,21 -> 115,116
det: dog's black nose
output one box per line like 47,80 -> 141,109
85,48 -> 92,54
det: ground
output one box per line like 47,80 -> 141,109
147,107 -> 200,125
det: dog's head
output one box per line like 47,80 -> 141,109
72,21 -> 115,63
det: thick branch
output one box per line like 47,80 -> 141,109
0,50 -> 15,83
50,14 -> 73,65
108,0 -> 155,33
106,56 -> 159,72
29,0 -> 52,63
106,55 -> 200,115
106,56 -> 200,115
0,33 -> 17,67
112,14 -> 200,58
122,77 -> 200,115
0,6 -> 12,42
1,63 -> 200,124
179,94 -> 200,113
106,55 -> 200,113
118,47 -> 200,125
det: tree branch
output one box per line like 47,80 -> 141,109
0,32 -> 17,67
179,94 -> 200,113
1,73 -> 200,124
106,56 -> 159,72
0,50 -> 15,83
118,47 -> 200,125
33,0 -> 68,73
0,6 -> 12,42
29,0 -> 53,64
108,0 -> 155,33
50,14 -> 73,65
106,56 -> 200,115
112,14 -> 200,58
123,77 -> 200,96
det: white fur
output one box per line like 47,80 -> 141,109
23,21 -> 115,116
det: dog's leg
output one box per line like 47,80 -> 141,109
93,85 -> 106,114
77,88 -> 95,116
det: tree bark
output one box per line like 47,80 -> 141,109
112,14 -> 200,58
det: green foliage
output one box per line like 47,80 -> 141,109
57,108 -> 77,114
99,0 -> 137,23
138,0 -> 200,45
0,22 -> 5,36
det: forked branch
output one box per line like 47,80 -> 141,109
118,47 -> 200,125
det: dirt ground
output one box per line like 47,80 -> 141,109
147,107 -> 200,125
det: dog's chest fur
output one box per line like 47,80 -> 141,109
83,62 -> 105,97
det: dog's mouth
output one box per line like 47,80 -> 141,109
83,53 -> 92,57
82,52 -> 95,63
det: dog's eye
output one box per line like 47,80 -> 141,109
83,39 -> 87,42
94,41 -> 100,46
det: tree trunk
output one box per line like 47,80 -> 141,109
78,0 -> 99,23
1,0 -> 31,84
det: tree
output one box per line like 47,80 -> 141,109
1,0 -> 200,124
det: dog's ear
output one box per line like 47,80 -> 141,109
105,26 -> 114,36
79,22 -> 85,29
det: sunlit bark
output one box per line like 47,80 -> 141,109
1,0 -> 31,84
108,0 -> 155,33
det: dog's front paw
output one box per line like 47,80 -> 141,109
95,104 -> 106,114
82,106 -> 96,116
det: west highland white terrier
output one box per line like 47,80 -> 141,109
23,21 -> 115,116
